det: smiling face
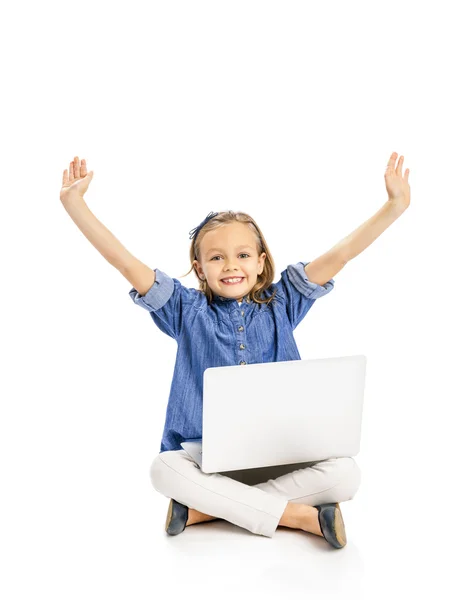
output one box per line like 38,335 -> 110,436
193,222 -> 267,301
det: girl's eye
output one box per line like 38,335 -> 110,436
211,253 -> 250,261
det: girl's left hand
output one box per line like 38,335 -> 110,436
385,152 -> 411,212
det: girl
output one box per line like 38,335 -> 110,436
60,152 -> 410,550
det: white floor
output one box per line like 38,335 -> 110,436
155,497 -> 365,598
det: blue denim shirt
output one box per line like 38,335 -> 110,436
129,261 -> 335,453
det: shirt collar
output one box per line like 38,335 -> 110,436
213,293 -> 252,305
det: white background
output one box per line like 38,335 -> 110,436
1,1 -> 463,598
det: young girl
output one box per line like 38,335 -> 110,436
60,152 -> 410,550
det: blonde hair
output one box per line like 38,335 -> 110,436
180,210 -> 278,306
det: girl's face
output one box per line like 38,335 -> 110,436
193,222 -> 266,301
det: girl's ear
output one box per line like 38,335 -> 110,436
193,260 -> 204,279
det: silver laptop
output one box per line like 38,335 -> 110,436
180,354 -> 367,474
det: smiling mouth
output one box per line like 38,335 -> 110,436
221,277 -> 245,285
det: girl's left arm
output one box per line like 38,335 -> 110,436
304,151 -> 411,286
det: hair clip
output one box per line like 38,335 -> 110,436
188,211 -> 219,242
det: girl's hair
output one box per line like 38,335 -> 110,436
180,210 -> 278,306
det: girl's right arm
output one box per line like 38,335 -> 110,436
60,156 -> 156,296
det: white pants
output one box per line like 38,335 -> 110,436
150,450 -> 362,538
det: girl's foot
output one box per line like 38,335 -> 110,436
186,508 -> 218,526
299,506 -> 325,537
279,503 -> 324,537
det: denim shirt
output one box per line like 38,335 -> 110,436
129,261 -> 335,453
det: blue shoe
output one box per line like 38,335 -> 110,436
316,502 -> 347,549
165,499 -> 189,535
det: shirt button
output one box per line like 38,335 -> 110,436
241,310 -> 245,316
238,325 -> 244,331
239,343 -> 245,350
240,361 -> 247,365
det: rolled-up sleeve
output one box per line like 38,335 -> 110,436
128,268 -> 196,340
275,261 -> 335,330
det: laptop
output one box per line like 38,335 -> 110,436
180,354 -> 367,474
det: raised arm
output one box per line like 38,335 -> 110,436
60,156 -> 155,296
120,256 -> 156,296
305,151 -> 411,286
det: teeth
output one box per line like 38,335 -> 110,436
222,278 -> 243,283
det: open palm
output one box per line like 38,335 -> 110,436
384,152 -> 410,211
60,156 -> 93,204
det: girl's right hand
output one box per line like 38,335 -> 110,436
60,156 -> 94,205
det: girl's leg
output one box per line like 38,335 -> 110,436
150,450 -> 361,538
250,456 -> 361,507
